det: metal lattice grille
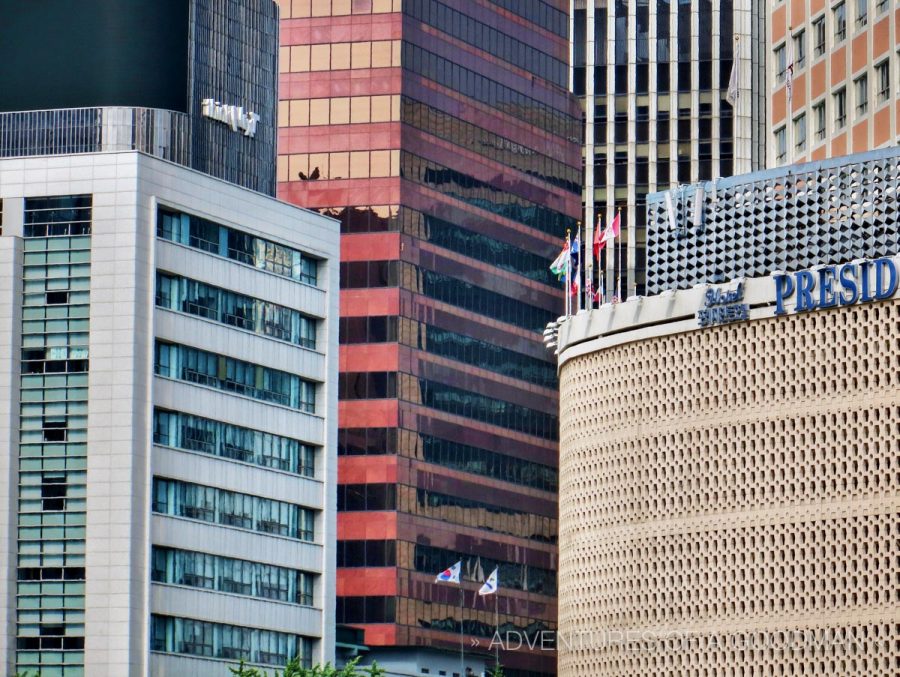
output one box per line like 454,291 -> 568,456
646,147 -> 900,294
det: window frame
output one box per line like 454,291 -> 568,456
774,43 -> 787,83
793,113 -> 808,151
793,30 -> 806,69
876,59 -> 890,103
813,16 -> 826,57
774,126 -> 787,164
813,101 -> 827,141
834,87 -> 848,130
855,0 -> 868,28
854,73 -> 869,116
833,2 -> 847,42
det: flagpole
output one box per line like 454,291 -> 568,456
610,207 -> 616,302
460,585 -> 465,676
585,213 -> 603,310
784,26 -> 794,164
565,229 -> 571,317
494,591 -> 500,670
575,222 -> 581,314
576,222 -> 582,314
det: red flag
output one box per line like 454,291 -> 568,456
595,211 -> 621,255
592,215 -> 602,258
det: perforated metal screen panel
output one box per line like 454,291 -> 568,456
646,147 -> 900,294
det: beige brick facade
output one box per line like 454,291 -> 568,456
557,286 -> 899,675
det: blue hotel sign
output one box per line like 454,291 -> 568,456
697,281 -> 749,327
774,257 -> 898,316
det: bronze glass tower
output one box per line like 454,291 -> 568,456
277,1 -> 582,674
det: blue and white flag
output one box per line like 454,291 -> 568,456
435,561 -> 462,584
478,567 -> 498,596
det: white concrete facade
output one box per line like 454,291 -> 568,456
0,151 -> 339,676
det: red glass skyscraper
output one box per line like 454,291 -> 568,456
277,2 -> 581,674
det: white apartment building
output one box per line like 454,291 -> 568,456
0,151 -> 339,676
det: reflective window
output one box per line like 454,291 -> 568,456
337,427 -> 398,455
775,126 -> 787,164
402,43 -> 580,141
286,149 -> 399,181
813,16 -> 826,57
336,539 -> 397,567
400,99 -> 581,194
404,0 -> 566,87
154,342 -> 317,413
338,483 -> 397,510
876,60 -> 890,103
152,477 -> 316,541
339,260 -> 400,288
278,0 -> 402,18
403,210 -> 558,283
813,101 -> 827,141
657,0 -> 670,60
419,379 -> 558,440
157,208 -> 318,286
153,409 -> 316,477
419,270 -> 556,332
338,427 -> 558,491
409,486 -> 555,542
339,316 -> 399,344
416,433 -> 557,492
150,615 -> 313,666
24,195 -> 92,238
152,546 -> 315,605
834,2 -> 847,41
401,153 -> 577,235
423,325 -> 556,388
322,205 -> 399,233
156,273 -> 317,349
794,30 -> 806,69
17,198 -> 93,668
282,95 -> 400,127
414,544 -> 556,596
336,596 -> 396,623
794,114 -> 807,152
481,0 -> 566,36
338,372 -> 398,399
834,87 -> 847,129
855,74 -> 868,116
286,40 -> 401,72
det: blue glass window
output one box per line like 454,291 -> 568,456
152,478 -> 316,541
150,615 -> 313,666
154,342 -> 317,413
156,272 -> 317,349
157,207 -> 319,286
153,409 -> 316,477
151,546 -> 315,605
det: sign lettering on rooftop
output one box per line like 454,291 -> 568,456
201,98 -> 259,138
773,258 -> 898,316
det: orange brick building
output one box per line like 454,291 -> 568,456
769,0 -> 900,165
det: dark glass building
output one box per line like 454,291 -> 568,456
0,0 -> 278,195
277,1 -> 582,675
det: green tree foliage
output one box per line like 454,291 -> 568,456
228,656 -> 385,677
